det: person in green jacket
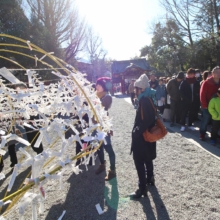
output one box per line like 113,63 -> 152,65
208,88 -> 220,145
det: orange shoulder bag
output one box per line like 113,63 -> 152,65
141,98 -> 167,142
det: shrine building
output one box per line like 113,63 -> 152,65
111,58 -> 151,93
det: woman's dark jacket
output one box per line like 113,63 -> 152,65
179,79 -> 200,104
131,96 -> 156,161
166,78 -> 182,101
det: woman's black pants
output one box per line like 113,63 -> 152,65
134,158 -> 153,190
8,144 -> 18,166
211,120 -> 220,140
25,128 -> 43,154
180,102 -> 197,126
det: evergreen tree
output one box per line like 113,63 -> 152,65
0,0 -> 31,68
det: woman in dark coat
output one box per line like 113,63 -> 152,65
130,74 -> 157,198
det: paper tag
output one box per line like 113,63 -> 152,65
39,186 -> 45,198
82,143 -> 87,150
0,130 -> 5,135
58,210 -> 66,220
95,203 -> 104,215
0,67 -> 21,84
0,149 -> 6,155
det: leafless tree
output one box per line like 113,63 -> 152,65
65,16 -> 88,62
25,0 -> 90,60
159,0 -> 197,47
26,0 -> 74,44
86,28 -> 107,61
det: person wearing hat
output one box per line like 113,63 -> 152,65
130,74 -> 157,199
179,68 -> 200,131
166,71 -> 185,127
95,77 -> 116,181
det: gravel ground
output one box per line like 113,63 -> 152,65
1,95 -> 220,220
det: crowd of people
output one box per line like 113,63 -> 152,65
127,68 -> 220,197
128,67 -> 220,145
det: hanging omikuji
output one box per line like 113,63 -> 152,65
0,34 -> 113,219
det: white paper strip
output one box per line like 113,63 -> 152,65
32,200 -> 37,220
95,203 -> 104,215
58,210 -> 66,220
34,132 -> 43,148
0,130 -> 5,135
23,122 -> 37,130
18,192 -> 37,217
72,165 -> 82,175
0,149 -> 6,155
0,173 -> 5,180
26,70 -> 35,87
0,67 -> 21,84
7,164 -> 21,192
0,200 -> 11,208
19,147 -> 32,158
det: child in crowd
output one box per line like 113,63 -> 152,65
208,88 -> 220,145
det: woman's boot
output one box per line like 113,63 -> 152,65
146,176 -> 155,186
130,186 -> 148,199
95,160 -> 106,174
105,169 -> 116,181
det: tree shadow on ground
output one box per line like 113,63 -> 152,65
0,166 -> 31,214
0,166 -> 31,197
0,126 -> 28,186
138,186 -> 170,220
0,167 -> 14,186
45,162 -> 119,220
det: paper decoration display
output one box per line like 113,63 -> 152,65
0,34 -> 113,219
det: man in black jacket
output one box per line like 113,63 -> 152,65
166,72 -> 185,127
179,68 -> 200,131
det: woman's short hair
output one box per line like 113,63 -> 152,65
202,70 -> 211,81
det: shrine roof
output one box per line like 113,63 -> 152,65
111,58 -> 151,74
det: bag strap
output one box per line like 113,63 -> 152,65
141,97 -> 159,120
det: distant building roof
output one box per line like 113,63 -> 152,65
111,58 -> 151,74
77,58 -> 92,65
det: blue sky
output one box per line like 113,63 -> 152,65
75,0 -> 164,60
